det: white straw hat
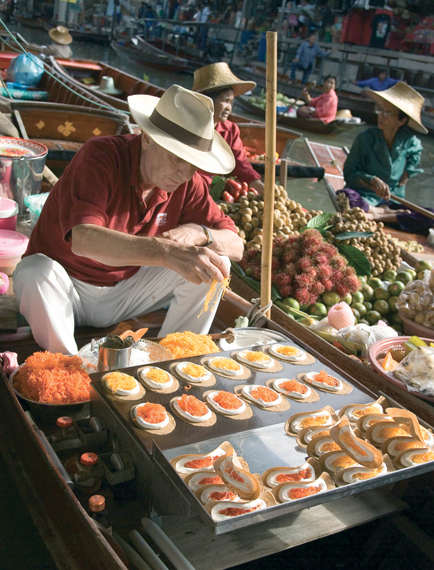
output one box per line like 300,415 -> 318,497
192,62 -> 256,97
48,25 -> 73,45
365,82 -> 427,134
128,85 -> 235,174
94,76 -> 123,95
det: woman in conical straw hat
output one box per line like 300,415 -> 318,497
192,62 -> 264,195
28,26 -> 73,58
340,82 -> 431,233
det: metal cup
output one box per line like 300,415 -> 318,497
93,336 -> 133,372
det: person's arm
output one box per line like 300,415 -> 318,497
71,224 -> 232,285
294,43 -> 304,62
219,122 -> 262,186
402,135 -> 423,182
355,78 -> 375,88
301,87 -> 312,104
343,132 -> 378,190
315,45 -> 333,58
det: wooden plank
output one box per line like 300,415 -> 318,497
161,490 -> 407,570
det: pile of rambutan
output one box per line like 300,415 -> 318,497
238,229 -> 361,306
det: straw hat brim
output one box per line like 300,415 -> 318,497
193,62 -> 256,98
49,27 -> 73,45
365,85 -> 428,134
128,95 -> 235,175
199,81 -> 256,98
94,85 -> 124,96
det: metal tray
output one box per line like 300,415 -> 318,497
90,337 -> 434,535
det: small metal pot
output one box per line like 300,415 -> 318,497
92,336 -> 134,372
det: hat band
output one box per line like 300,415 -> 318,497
149,109 -> 213,152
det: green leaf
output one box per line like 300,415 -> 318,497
334,231 -> 373,240
305,213 -> 334,229
336,244 -> 371,276
210,176 -> 226,201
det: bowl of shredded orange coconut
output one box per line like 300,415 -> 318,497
10,351 -> 92,421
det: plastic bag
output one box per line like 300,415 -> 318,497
394,346 -> 434,396
6,54 -> 44,87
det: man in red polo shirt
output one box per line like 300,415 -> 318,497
13,85 -> 243,355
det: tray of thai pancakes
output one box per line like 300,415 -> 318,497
89,334 -> 434,534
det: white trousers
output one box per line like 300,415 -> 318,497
13,254 -> 229,355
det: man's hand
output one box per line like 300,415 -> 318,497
160,223 -> 208,247
167,244 -> 229,285
370,176 -> 390,201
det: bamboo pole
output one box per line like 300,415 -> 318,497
260,31 -> 277,320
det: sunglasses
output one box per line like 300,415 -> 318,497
375,107 -> 398,117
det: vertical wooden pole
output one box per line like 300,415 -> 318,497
261,31 -> 277,320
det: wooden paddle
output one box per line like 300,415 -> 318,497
389,195 -> 434,221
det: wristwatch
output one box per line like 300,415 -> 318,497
200,225 -> 214,247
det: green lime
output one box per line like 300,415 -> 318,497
358,276 -> 367,285
374,287 -> 391,301
396,271 -> 413,285
388,296 -> 399,312
391,324 -> 404,333
382,269 -> 397,282
321,291 -> 341,306
417,270 -> 428,280
388,281 -> 405,296
351,307 -> 361,321
282,297 -> 300,310
352,291 -> 365,304
364,301 -> 373,312
373,300 -> 390,315
352,302 -> 367,317
340,293 -> 352,305
300,317 -> 317,327
308,303 -> 328,318
389,312 -> 403,325
359,319 -> 370,326
361,285 -> 374,301
365,310 -> 382,325
415,260 -> 432,273
300,304 -> 310,312
368,277 -> 383,289
406,269 -> 417,279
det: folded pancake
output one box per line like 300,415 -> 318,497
170,441 -> 234,475
285,405 -> 338,437
385,408 -> 425,445
184,471 -> 225,492
330,417 -> 383,468
334,455 -> 394,486
318,450 -> 360,474
306,435 -> 341,458
365,421 -> 410,447
338,396 -> 387,424
271,473 -> 335,503
204,492 -> 276,521
356,413 -> 392,434
394,448 -> 434,469
194,484 -> 240,505
261,458 -> 321,489
381,436 -> 425,458
214,450 -> 261,500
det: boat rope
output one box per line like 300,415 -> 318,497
0,19 -> 130,115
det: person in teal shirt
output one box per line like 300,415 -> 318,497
339,82 -> 430,234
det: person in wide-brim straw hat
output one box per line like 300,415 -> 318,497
13,84 -> 243,356
28,25 -> 73,58
338,81 -> 432,234
192,62 -> 264,195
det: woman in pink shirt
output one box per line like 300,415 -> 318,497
297,75 -> 338,123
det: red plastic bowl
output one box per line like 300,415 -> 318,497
368,336 -> 434,403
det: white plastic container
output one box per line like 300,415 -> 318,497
0,197 -> 19,231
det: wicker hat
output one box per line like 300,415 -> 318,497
365,82 -> 427,134
192,62 -> 256,98
48,25 -> 73,45
335,109 -> 353,119
128,85 -> 235,174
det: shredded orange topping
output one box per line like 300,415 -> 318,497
331,455 -> 357,471
393,441 -> 424,453
218,505 -> 261,517
351,405 -> 381,418
276,467 -> 311,483
279,380 -> 308,395
198,476 -> 223,485
212,358 -> 241,371
177,394 -> 209,417
319,442 -> 340,453
339,431 -> 368,457
312,370 -> 340,387
310,429 -> 331,440
299,414 -> 330,429
421,428 -> 432,443
13,352 -> 90,404
198,277 -> 231,318
160,331 -> 220,359
184,455 -> 219,469
104,371 -> 137,392
353,467 -> 383,480
242,351 -> 269,363
288,485 -> 321,500
209,491 -> 237,501
225,467 -> 245,483
276,346 -> 299,356
250,386 -> 278,403
136,402 -> 167,424
182,363 -> 207,378
213,390 -> 243,410
410,451 -> 434,464
146,368 -> 170,383
377,427 -> 409,440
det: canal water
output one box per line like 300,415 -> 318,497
1,23 -> 434,570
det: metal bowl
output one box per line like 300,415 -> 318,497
9,365 -> 91,424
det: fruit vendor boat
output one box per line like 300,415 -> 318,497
2,290 -> 434,569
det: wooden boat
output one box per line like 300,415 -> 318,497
110,36 -> 192,73
1,287 -> 434,569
